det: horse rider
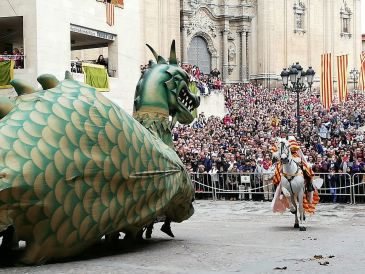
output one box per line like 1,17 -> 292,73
272,135 -> 315,196
287,136 -> 315,194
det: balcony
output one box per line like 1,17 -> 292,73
70,60 -> 117,78
0,55 -> 25,69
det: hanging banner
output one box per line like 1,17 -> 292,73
320,53 -> 333,109
336,54 -> 348,103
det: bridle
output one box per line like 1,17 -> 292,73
279,141 -> 291,165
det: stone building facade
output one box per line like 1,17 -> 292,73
0,0 -> 181,113
181,0 -> 255,82
181,0 -> 362,89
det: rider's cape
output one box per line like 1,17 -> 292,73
271,139 -> 319,214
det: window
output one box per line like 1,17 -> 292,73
295,13 -> 304,30
340,2 -> 352,38
293,1 -> 306,34
0,16 -> 24,69
343,18 -> 350,33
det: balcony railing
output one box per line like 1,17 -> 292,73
70,60 -> 117,77
0,55 -> 25,69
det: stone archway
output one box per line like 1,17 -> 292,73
187,32 -> 217,74
188,36 -> 211,74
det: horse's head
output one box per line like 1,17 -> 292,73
276,138 -> 292,164
134,40 -> 200,125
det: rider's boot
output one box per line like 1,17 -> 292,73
307,181 -> 315,192
145,223 -> 153,239
161,219 -> 174,238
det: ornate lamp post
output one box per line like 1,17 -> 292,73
280,62 -> 315,140
350,68 -> 359,94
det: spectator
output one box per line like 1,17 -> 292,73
169,81 -> 365,203
262,154 -> 273,201
13,48 -> 22,69
96,55 -> 108,68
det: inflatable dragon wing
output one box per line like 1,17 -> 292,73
0,68 -> 195,264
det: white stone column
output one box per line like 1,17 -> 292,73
239,29 -> 247,82
222,28 -> 229,82
181,25 -> 188,64
246,31 -> 251,82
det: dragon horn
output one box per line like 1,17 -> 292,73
146,44 -> 167,64
157,56 -> 167,64
169,40 -> 177,65
10,79 -> 36,95
37,74 -> 60,89
65,71 -> 74,80
146,44 -> 159,61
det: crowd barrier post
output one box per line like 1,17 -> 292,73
352,173 -> 365,204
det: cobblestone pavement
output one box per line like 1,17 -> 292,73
1,200 -> 365,273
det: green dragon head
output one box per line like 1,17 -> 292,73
134,40 -> 200,125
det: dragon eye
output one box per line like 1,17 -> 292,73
173,75 -> 183,81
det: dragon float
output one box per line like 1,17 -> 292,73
0,41 -> 199,265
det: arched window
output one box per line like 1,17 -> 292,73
293,1 -> 306,34
188,36 -> 211,74
340,2 -> 352,38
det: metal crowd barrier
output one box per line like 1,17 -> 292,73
352,173 -> 365,204
190,172 -> 361,204
314,173 -> 352,204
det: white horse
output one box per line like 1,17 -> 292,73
274,138 -> 306,231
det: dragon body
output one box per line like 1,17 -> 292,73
0,43 -> 196,265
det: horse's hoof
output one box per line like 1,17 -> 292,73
294,223 -> 299,228
290,209 -> 297,214
300,227 -> 306,231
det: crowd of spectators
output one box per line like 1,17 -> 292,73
140,63 -> 223,96
173,83 -> 365,202
181,64 -> 222,96
0,48 -> 24,68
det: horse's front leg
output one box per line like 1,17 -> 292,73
298,189 -> 306,231
292,194 -> 300,229
281,184 -> 296,214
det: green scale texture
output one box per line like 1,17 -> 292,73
0,79 -> 194,264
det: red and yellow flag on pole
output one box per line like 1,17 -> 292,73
336,55 -> 348,103
106,2 -> 115,26
359,52 -> 365,92
320,53 -> 333,109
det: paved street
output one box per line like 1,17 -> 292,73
1,200 -> 365,273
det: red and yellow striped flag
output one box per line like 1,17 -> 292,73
321,53 -> 333,109
303,190 -> 320,214
336,55 -> 348,102
113,0 -> 124,7
106,2 -> 115,26
359,52 -> 365,92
